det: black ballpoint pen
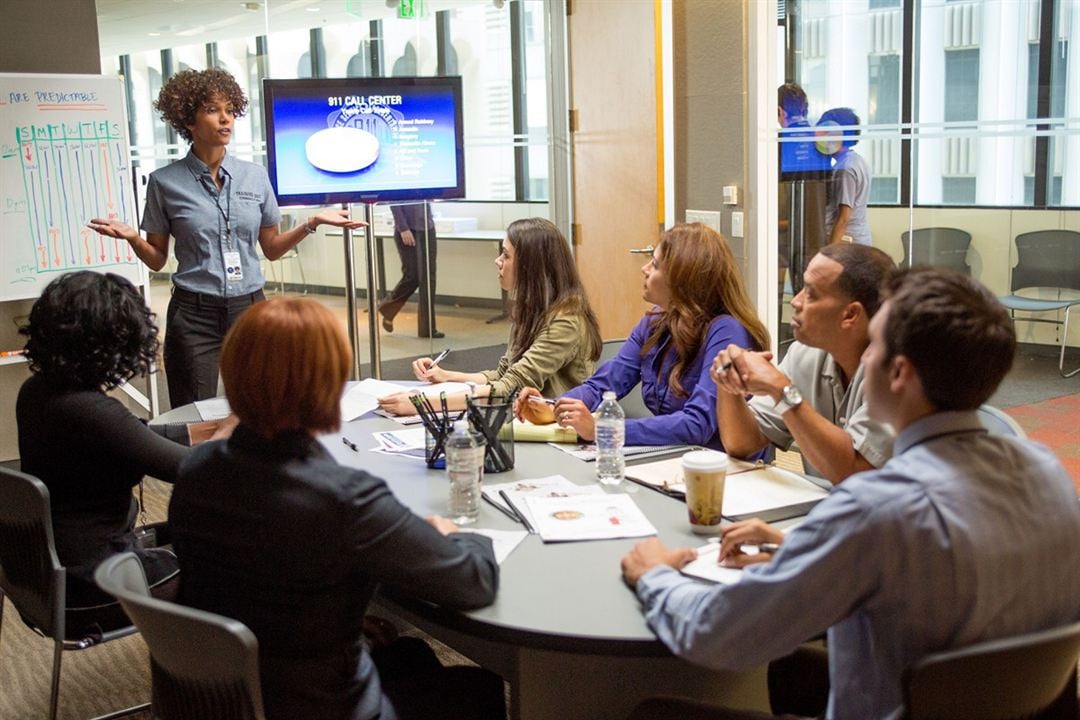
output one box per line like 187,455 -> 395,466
342,437 -> 359,452
499,490 -> 535,534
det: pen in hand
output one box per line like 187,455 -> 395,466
526,396 -> 556,406
429,348 -> 451,368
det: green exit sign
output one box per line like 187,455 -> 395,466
399,0 -> 424,18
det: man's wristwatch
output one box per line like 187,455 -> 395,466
773,383 -> 803,415
303,220 -> 318,235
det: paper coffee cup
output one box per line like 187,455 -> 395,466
682,450 -> 728,534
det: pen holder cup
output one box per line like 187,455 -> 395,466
424,423 -> 450,469
466,395 -> 515,473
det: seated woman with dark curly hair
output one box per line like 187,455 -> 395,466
16,271 -> 233,634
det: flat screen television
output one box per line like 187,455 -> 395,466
263,76 -> 465,206
779,122 -> 833,182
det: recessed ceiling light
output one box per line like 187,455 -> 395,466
148,32 -> 161,36
307,6 -> 321,11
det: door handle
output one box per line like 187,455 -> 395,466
629,245 -> 654,254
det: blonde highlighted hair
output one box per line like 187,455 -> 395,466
642,223 -> 770,398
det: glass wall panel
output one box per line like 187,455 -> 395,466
776,0 -> 1079,376
96,0 -> 558,394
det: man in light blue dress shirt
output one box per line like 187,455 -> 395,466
622,267 -> 1080,720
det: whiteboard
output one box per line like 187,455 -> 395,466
1,73 -> 146,302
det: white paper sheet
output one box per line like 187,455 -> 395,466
680,542 -> 744,585
482,475 -> 605,530
459,528 -> 529,564
340,379 -> 412,422
194,397 -> 231,421
525,493 -> 657,542
626,458 -> 828,517
373,427 -> 427,452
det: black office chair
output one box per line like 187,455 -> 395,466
0,467 -> 149,720
904,620 -> 1080,720
901,227 -> 973,275
998,229 -> 1080,378
95,552 -> 267,720
598,338 -> 654,420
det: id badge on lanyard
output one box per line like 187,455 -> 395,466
224,226 -> 243,284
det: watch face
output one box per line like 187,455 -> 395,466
784,385 -> 803,405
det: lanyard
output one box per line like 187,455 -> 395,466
193,165 -> 233,250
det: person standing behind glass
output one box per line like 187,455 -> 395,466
88,68 -> 365,407
819,107 -> 873,246
378,201 -> 442,338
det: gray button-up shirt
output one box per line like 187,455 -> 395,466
749,341 -> 893,478
141,150 -> 281,296
637,411 -> 1080,720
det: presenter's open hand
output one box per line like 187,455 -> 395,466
400,229 -> 416,247
376,392 -> 419,417
712,344 -> 784,398
412,357 -> 451,383
514,387 -> 556,425
621,538 -> 697,589
426,515 -> 460,535
87,218 -> 138,243
554,397 -> 594,441
311,208 -> 367,230
718,519 -> 783,568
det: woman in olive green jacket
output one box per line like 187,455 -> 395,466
377,217 -> 602,415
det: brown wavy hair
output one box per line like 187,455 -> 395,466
155,68 -> 248,142
641,223 -> 770,398
506,218 -> 601,364
221,298 -> 351,438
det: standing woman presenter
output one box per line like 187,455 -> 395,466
89,68 -> 364,407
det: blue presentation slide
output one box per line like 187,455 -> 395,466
268,84 -> 459,197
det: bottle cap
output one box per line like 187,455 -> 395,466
454,419 -> 470,432
602,390 -> 616,401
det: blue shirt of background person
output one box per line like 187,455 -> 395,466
519,223 -> 771,451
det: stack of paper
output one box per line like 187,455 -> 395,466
625,456 -> 829,520
482,475 -> 605,530
549,442 -> 689,462
523,493 -> 657,542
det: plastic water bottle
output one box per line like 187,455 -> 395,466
595,391 -> 625,486
446,420 -> 484,524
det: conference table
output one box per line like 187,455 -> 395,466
155,401 -> 811,720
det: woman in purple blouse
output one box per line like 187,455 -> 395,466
517,223 -> 769,449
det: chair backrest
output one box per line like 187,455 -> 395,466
975,404 -> 1026,439
900,228 -> 972,275
904,620 -> 1080,720
95,553 -> 267,720
1010,230 -> 1080,294
0,467 -> 65,638
598,339 -> 653,420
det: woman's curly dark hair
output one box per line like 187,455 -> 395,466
21,272 -> 159,391
155,68 -> 248,142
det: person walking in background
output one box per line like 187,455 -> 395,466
379,200 -> 442,338
89,67 -> 364,407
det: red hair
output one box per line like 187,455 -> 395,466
221,298 -> 351,438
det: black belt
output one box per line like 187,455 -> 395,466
172,286 -> 263,308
